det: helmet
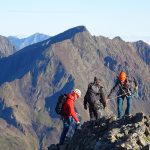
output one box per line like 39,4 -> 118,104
73,89 -> 81,98
119,71 -> 126,82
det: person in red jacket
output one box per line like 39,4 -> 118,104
59,89 -> 81,145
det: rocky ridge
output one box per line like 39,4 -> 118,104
49,112 -> 150,150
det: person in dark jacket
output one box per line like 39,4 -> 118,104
84,77 -> 106,120
59,89 -> 81,145
107,71 -> 138,118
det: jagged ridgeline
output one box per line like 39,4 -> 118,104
0,26 -> 149,150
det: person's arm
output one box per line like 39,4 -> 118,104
69,101 -> 79,123
108,80 -> 119,98
100,87 -> 106,108
133,77 -> 138,88
84,83 -> 92,109
133,77 -> 138,96
84,90 -> 88,110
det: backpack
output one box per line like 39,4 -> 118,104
55,94 -> 67,116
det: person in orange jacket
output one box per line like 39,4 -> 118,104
107,71 -> 138,118
59,89 -> 81,145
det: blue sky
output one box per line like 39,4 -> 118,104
0,0 -> 150,41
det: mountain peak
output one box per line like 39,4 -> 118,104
64,25 -> 87,33
53,25 -> 88,39
135,40 -> 148,46
113,36 -> 123,41
46,25 -> 88,45
134,40 -> 150,48
25,32 -> 50,39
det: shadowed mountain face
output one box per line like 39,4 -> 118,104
0,25 -> 149,149
0,35 -> 15,57
8,33 -> 50,51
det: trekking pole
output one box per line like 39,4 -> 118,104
107,91 -> 137,101
107,93 -> 127,101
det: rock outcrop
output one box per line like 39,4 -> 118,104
49,112 -> 150,150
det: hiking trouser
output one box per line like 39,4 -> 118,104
89,106 -> 101,120
59,117 -> 74,145
125,96 -> 132,116
117,96 -> 132,118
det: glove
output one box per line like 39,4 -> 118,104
76,121 -> 80,125
76,121 -> 81,130
134,85 -> 138,91
84,105 -> 87,110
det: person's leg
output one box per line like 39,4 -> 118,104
67,117 -> 76,137
59,118 -> 70,145
89,106 -> 95,120
117,97 -> 124,118
125,96 -> 132,116
92,104 -> 101,120
93,108 -> 102,120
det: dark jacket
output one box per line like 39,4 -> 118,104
108,76 -> 138,98
84,82 -> 106,110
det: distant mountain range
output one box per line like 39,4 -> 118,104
0,26 -> 149,150
8,33 -> 50,51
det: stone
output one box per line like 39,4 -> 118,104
138,137 -> 146,146
142,145 -> 150,150
48,113 -> 150,150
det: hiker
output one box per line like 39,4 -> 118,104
84,77 -> 106,120
59,89 -> 81,145
107,71 -> 138,118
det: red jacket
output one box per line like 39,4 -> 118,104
63,93 -> 79,123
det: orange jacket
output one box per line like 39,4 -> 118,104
63,93 -> 79,123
